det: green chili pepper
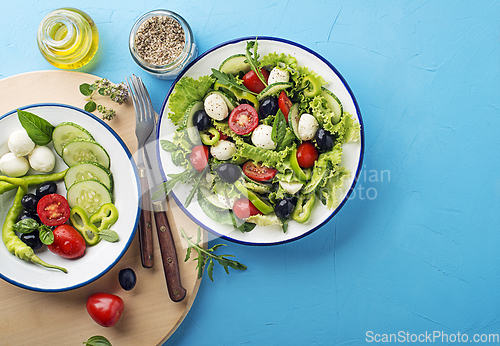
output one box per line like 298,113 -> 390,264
69,206 -> 101,246
291,193 -> 316,223
89,203 -> 119,231
0,169 -> 68,195
2,185 -> 67,273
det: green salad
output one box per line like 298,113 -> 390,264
157,39 -> 360,233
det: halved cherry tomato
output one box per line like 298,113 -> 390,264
48,224 -> 86,259
242,68 -> 269,94
296,141 -> 319,168
228,104 -> 259,135
232,198 -> 263,220
278,91 -> 293,121
242,161 -> 278,182
87,292 -> 124,327
189,145 -> 209,173
36,193 -> 70,226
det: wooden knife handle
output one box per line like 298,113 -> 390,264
154,210 -> 186,302
139,174 -> 154,268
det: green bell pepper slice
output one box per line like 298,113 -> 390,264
200,127 -> 220,145
69,206 -> 101,246
90,203 -> 119,231
291,193 -> 316,223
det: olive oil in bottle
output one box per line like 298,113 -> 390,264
37,8 -> 99,69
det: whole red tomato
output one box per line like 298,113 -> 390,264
87,292 -> 124,327
48,224 -> 86,259
242,68 -> 270,94
296,141 -> 319,168
189,145 -> 209,173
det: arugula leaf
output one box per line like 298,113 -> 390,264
17,109 -> 54,146
245,39 -> 267,87
83,335 -> 112,346
184,167 -> 207,207
210,68 -> 254,95
151,169 -> 196,200
181,227 -> 247,282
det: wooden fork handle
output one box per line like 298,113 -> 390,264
138,169 -> 154,268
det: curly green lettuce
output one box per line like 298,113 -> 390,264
168,75 -> 215,126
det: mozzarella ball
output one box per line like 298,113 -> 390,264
218,194 -> 236,209
210,140 -> 236,160
28,145 -> 56,173
204,93 -> 229,121
0,152 -> 30,177
8,129 -> 35,157
267,68 -> 290,85
298,113 -> 319,141
251,124 -> 276,150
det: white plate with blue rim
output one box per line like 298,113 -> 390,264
157,36 -> 365,246
0,104 -> 140,291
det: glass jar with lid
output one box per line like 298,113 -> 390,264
37,8 -> 99,69
129,10 -> 197,80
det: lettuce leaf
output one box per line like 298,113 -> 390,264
319,166 -> 350,209
232,142 -> 295,172
168,75 -> 215,126
246,213 -> 281,226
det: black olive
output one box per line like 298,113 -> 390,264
194,109 -> 211,131
119,268 -> 137,291
274,198 -> 296,219
258,96 -> 279,119
216,163 -> 241,184
20,231 -> 43,250
21,194 -> 39,212
316,128 -> 337,152
18,209 -> 41,224
36,181 -> 57,198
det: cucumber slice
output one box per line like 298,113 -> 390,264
289,103 -> 301,140
66,179 -> 113,217
62,138 -> 110,169
257,82 -> 293,101
204,90 -> 238,111
64,161 -> 113,191
302,163 -> 331,194
321,87 -> 343,124
199,187 -> 230,210
52,122 -> 94,156
219,54 -> 251,75
182,101 -> 204,145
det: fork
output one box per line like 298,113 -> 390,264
126,74 -> 155,268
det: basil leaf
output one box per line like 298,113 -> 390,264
271,109 -> 286,148
38,225 -> 54,245
79,83 -> 93,96
84,335 -> 112,346
98,229 -> 119,243
12,218 -> 39,233
17,109 -> 54,146
85,101 -> 97,112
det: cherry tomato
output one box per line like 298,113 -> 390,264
36,193 -> 70,226
242,68 -> 270,94
189,145 -> 209,173
296,141 -> 319,168
232,198 -> 263,220
278,91 -> 293,121
228,104 -> 259,135
242,161 -> 278,182
86,292 -> 124,327
48,224 -> 86,259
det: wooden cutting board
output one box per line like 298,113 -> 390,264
0,70 -> 204,346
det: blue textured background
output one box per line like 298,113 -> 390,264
1,1 -> 499,345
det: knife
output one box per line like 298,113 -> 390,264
143,128 -> 187,302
